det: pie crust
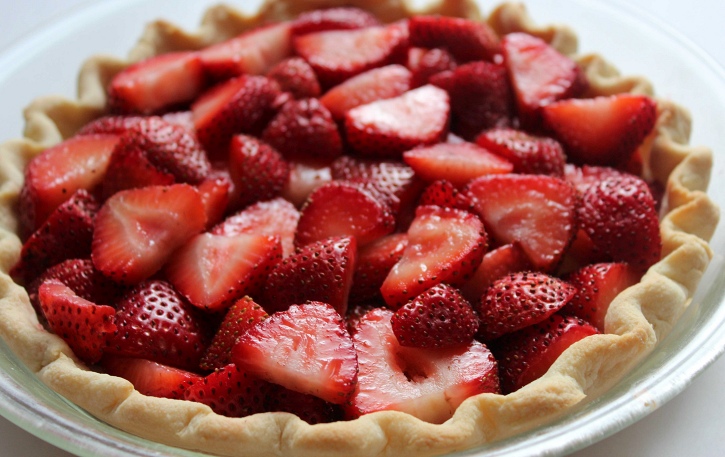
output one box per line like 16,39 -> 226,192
0,1 -> 719,456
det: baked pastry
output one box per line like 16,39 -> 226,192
0,1 -> 718,456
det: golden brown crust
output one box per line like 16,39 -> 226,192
0,0 -> 718,456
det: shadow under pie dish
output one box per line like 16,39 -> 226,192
0,0 -> 721,456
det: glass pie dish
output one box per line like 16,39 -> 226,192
0,0 -> 723,456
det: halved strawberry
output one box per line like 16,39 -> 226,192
466,174 -> 577,271
348,308 -> 499,423
164,232 -> 282,312
232,302 -> 358,405
266,57 -> 321,99
407,47 -> 457,88
460,242 -> 531,304
281,159 -> 333,207
265,385 -> 342,424
408,15 -> 500,63
291,7 -> 381,35
197,172 -> 232,229
402,142 -> 513,186
476,271 -> 577,341
345,85 -> 450,158
39,280 -> 117,364
228,134 -> 290,208
102,356 -> 202,399
184,363 -> 270,417
493,314 -> 598,394
91,184 -> 206,285
108,51 -> 206,115
350,233 -> 408,304
380,205 -> 486,308
475,127 -> 566,177
541,94 -> 657,166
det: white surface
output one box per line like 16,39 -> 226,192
0,1 -> 723,456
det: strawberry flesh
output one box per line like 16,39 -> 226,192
475,127 -> 567,177
102,356 -> 202,399
408,15 -> 500,63
291,7 -> 381,36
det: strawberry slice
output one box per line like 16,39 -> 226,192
402,142 -> 513,186
345,85 -> 450,158
407,47 -> 457,88
228,134 -> 290,208
164,232 -> 282,312
265,384 -> 342,424
232,302 -> 358,405
293,22 -> 408,87
319,64 -> 412,120
266,57 -> 321,99
460,242 -> 532,304
184,363 -> 269,417
281,159 -> 333,207
348,308 -> 499,423
380,205 -> 486,308
475,127 -> 567,177
466,174 -> 577,271
91,184 -> 206,285
493,314 -> 599,394
408,15 -> 500,63
102,356 -> 202,400
263,237 -> 357,315
350,233 -> 408,304
291,7 -> 381,35
541,94 -> 658,166
108,51 -> 206,115
39,280 -> 117,364
476,271 -> 577,341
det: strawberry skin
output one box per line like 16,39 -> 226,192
265,384 -> 342,424
184,363 -> 270,418
460,242 -> 531,304
77,115 -> 146,135
475,127 -> 567,177
408,15 -> 500,63
102,356 -> 202,400
350,233 -> 408,304
232,302 -> 359,405
291,7 -> 381,36
407,47 -> 457,88
228,134 -> 290,208
266,57 -> 321,99
418,179 -> 471,209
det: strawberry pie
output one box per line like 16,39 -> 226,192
0,0 -> 719,456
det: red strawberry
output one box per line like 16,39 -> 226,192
502,33 -> 587,127
319,64 -> 412,120
345,302 -> 382,335
39,280 -> 117,364
408,15 -> 500,63
475,127 -> 567,177
163,232 -> 282,312
380,205 -> 486,308
291,7 -> 381,35
19,134 -> 118,236
402,142 -> 513,186
261,97 -> 342,160
100,144 -> 176,199
199,296 -> 268,371
578,174 -> 661,272
407,47 -> 457,88
228,134 -> 290,208
391,283 -> 479,348
105,280 -> 209,370
350,233 -> 408,304
541,94 -> 658,166
281,159 -> 333,207
76,115 -> 146,135
197,172 -> 232,229
266,57 -> 321,99
161,110 -> 196,131
263,237 -> 357,316
293,22 -> 409,87
417,179 -> 471,209
91,184 -> 206,285
460,242 -> 532,304
493,314 -> 599,393
265,385 -> 342,424
345,85 -> 450,158
466,174 -> 577,271
232,302 -> 358,405
348,308 -> 499,423
476,271 -> 577,341
108,51 -> 206,115
102,356 -> 202,399
564,164 -> 628,195
184,363 -> 269,417
562,262 -> 640,331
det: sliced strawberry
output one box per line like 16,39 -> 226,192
19,134 -> 118,235
493,314 -> 599,394
295,181 -> 395,247
293,22 -> 408,87
562,262 -> 640,331
227,134 -> 290,208
402,142 -> 513,186
319,64 -> 412,120
466,174 -> 577,271
76,115 -> 146,135
430,61 -> 513,140
105,279 -> 209,370
345,302 -> 382,335
348,308 -> 499,423
345,85 -> 450,158
184,363 -> 269,417
263,237 -> 357,315
197,172 -> 232,229
232,302 -> 358,405
91,184 -> 206,285
417,179 -> 471,209
475,127 -> 566,177
265,384 -> 342,424
261,97 -> 342,160
102,356 -> 202,399
164,232 -> 281,312
211,197 -> 300,258
108,51 -> 206,115
476,271 -> 577,341
391,283 -> 479,348
541,94 -> 658,166
281,159 -> 333,207
408,15 -> 500,63
502,32 -> 586,127
380,205 -> 486,308
291,7 -> 381,35
266,57 -> 321,99
199,22 -> 292,80
199,296 -> 268,371
350,233 -> 408,304
407,47 -> 457,88
39,280 -> 116,364
555,228 -> 611,276
564,164 -> 628,195
460,242 -> 531,304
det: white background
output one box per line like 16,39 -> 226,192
0,0 -> 724,456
